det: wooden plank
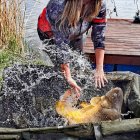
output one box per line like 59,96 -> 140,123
84,19 -> 140,57
0,125 -> 79,134
101,118 -> 140,136
86,54 -> 140,65
84,49 -> 140,56
0,135 -> 20,140
85,44 -> 140,50
0,118 -> 139,138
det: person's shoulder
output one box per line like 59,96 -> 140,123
99,0 -> 106,13
48,0 -> 65,5
46,0 -> 66,23
102,0 -> 106,4
47,0 -> 65,11
101,0 -> 106,7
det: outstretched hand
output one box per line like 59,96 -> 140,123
60,63 -> 81,98
94,68 -> 108,88
67,77 -> 81,98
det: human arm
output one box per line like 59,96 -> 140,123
91,0 -> 108,88
95,49 -> 107,88
61,63 -> 81,97
47,1 -> 81,95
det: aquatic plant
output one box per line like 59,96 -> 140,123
0,0 -> 25,53
0,0 -> 25,75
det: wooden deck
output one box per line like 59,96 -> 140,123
84,19 -> 140,65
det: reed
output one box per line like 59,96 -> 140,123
0,0 -> 25,87
0,0 -> 25,54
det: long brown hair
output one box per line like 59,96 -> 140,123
60,0 -> 102,28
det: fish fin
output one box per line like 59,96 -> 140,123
80,102 -> 90,108
90,97 -> 101,106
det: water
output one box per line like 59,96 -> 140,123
0,64 -> 69,128
0,45 -> 114,128
24,0 -> 140,47
0,0 -> 115,130
24,0 -> 47,47
107,0 -> 140,19
19,0 -> 140,140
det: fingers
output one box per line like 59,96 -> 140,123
95,78 -> 98,88
100,76 -> 105,87
75,85 -> 81,92
95,75 -> 108,88
74,84 -> 81,98
62,89 -> 72,100
68,78 -> 81,98
95,76 -> 102,88
98,77 -> 102,89
74,88 -> 81,99
103,75 -> 108,83
70,82 -> 81,92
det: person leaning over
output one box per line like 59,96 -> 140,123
37,0 -> 108,95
